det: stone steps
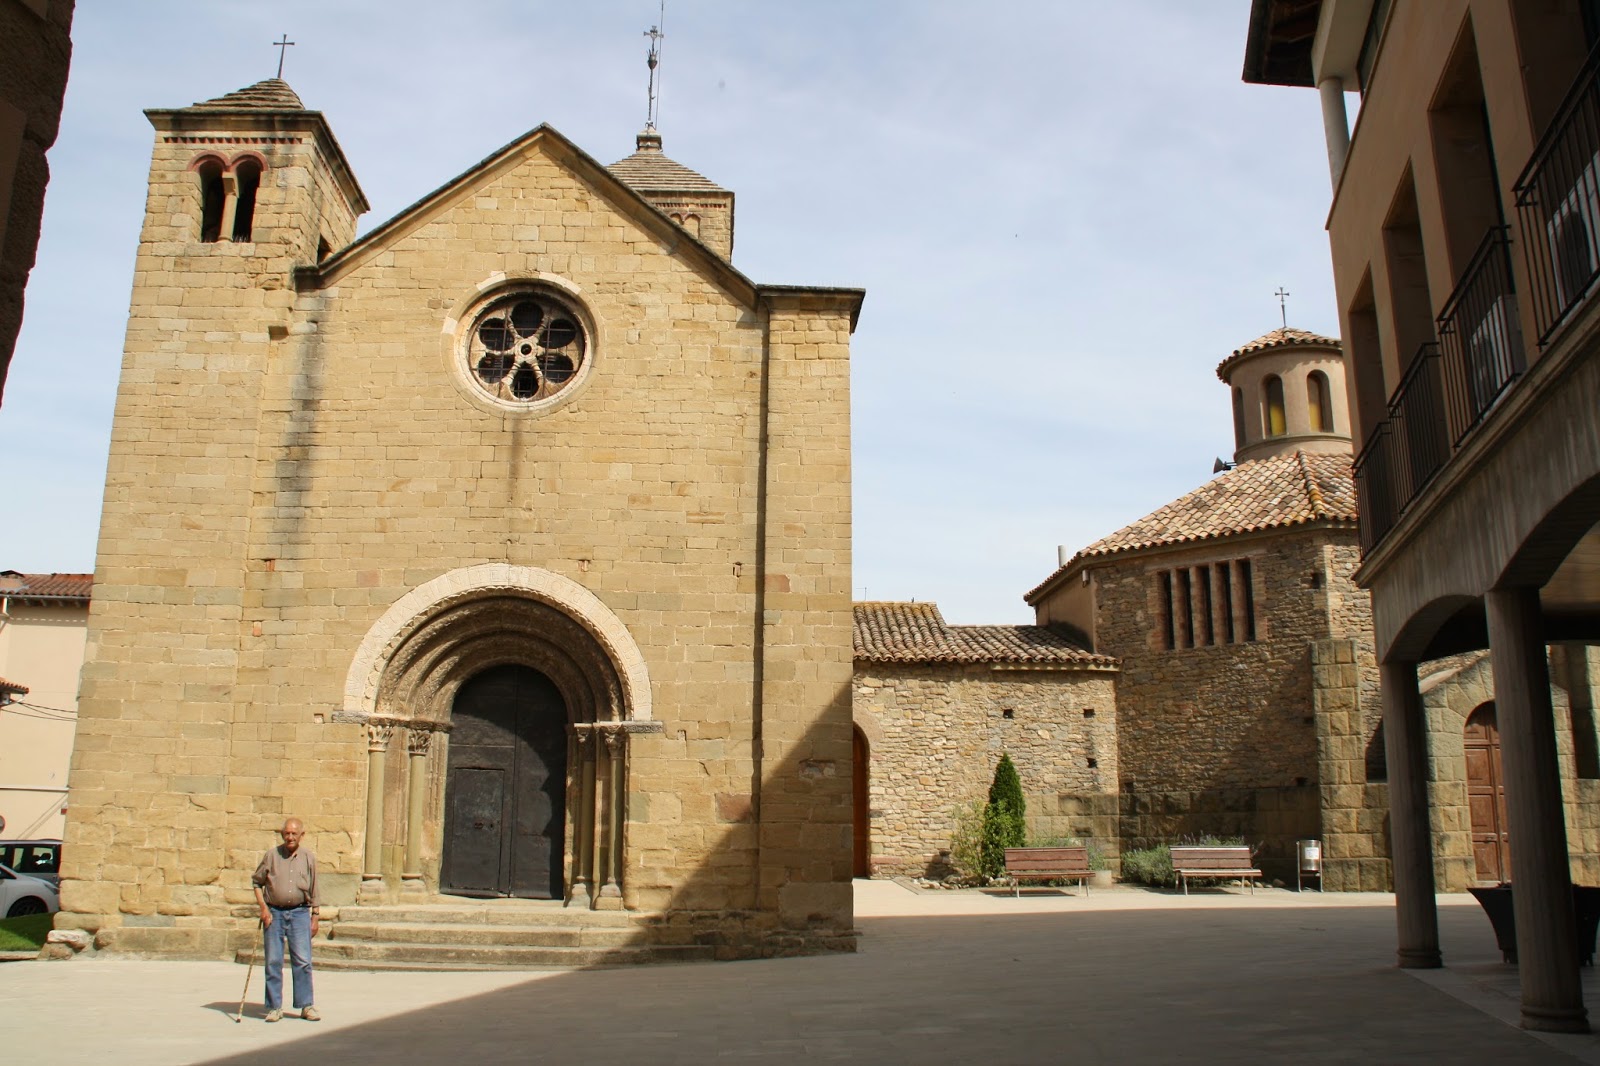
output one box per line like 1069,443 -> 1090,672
231,898 -> 705,971
330,921 -> 640,948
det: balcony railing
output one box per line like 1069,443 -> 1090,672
1436,227 -> 1526,445
1514,40 -> 1600,347
1353,344 -> 1450,551
1356,229 -> 1526,552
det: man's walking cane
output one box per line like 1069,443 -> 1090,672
234,918 -> 263,1023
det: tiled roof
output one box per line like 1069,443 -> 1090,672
854,602 -> 1116,668
0,571 -> 92,602
608,130 -> 726,192
1215,326 -> 1340,381
0,676 -> 27,696
1025,450 -> 1357,603
190,79 -> 305,111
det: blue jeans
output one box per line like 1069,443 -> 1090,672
263,905 -> 313,1011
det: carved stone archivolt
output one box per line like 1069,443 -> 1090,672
342,567 -> 659,907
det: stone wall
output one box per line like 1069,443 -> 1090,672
1083,529 -> 1349,795
0,0 -> 74,400
1317,640 -> 1600,893
852,663 -> 1117,877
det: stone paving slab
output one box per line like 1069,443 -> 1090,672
1,881 -> 1596,1064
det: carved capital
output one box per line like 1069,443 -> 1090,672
603,727 -> 626,758
366,721 -> 396,752
406,728 -> 432,758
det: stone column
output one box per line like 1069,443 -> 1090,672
362,721 -> 395,895
1487,588 -> 1589,1033
1379,659 -> 1440,968
401,727 -> 432,890
597,727 -> 626,907
568,727 -> 595,909
1318,76 -> 1350,190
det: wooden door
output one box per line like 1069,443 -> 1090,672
1465,702 -> 1510,884
441,665 -> 568,898
852,727 -> 870,878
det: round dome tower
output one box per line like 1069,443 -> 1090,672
1216,327 -> 1351,463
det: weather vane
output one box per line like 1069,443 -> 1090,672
644,1 -> 666,130
272,34 -> 295,80
1275,286 -> 1291,329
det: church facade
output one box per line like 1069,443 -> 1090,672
60,79 -> 860,959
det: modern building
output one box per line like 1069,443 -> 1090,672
1245,0 -> 1600,1033
63,78 -> 860,961
0,571 -> 90,838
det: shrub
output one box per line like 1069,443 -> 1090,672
1120,845 -> 1173,886
947,800 -> 986,881
979,754 -> 1027,878
1120,836 -> 1249,887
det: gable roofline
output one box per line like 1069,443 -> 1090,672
1023,450 -> 1358,605
292,123 -> 862,329
146,106 -> 370,216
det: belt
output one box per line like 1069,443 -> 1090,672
268,902 -> 309,909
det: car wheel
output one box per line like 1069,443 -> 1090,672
6,897 -> 47,917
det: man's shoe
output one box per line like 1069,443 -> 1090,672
264,1009 -> 282,1023
301,1006 -> 321,1022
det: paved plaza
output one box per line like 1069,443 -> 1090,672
5,881 -> 1600,1064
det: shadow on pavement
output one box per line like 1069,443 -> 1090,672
194,905 -> 1588,1065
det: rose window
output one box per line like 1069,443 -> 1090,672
465,292 -> 587,405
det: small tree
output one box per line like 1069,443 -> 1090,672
979,754 -> 1027,878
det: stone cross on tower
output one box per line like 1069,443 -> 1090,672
272,34 -> 295,79
1275,286 -> 1291,329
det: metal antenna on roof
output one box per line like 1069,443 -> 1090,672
272,34 -> 295,80
1275,286 -> 1291,329
644,1 -> 666,130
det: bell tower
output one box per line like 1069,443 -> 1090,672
1216,327 -> 1352,464
140,78 -> 368,269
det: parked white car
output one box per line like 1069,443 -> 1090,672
0,861 -> 58,917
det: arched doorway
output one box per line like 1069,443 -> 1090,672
1465,702 -> 1510,884
441,665 -> 568,899
852,726 -> 870,878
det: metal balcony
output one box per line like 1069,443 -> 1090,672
1356,227 -> 1526,552
1514,41 -> 1600,347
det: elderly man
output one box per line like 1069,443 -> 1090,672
251,817 -> 321,1022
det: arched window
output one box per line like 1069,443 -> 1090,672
1307,370 -> 1334,432
231,158 -> 263,242
1264,375 -> 1287,437
1231,386 -> 1247,448
197,158 -> 226,243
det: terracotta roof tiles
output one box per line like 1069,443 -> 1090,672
1215,326 -> 1340,381
854,602 -> 1115,668
0,571 -> 92,602
1025,451 -> 1357,603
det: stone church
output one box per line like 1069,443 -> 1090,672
60,78 -> 860,960
857,327 -> 1600,891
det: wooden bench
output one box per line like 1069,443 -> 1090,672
1003,846 -> 1090,897
1169,846 -> 1262,895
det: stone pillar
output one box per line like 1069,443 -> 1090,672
1379,659 -> 1440,968
402,727 -> 432,889
568,727 -> 595,909
362,721 -> 395,897
597,727 -> 626,907
1318,76 -> 1350,190
1486,588 -> 1589,1033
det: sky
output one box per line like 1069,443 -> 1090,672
0,1 -> 1344,623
